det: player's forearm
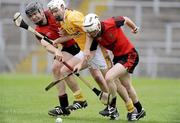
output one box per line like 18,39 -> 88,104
84,34 -> 93,52
90,51 -> 96,59
80,57 -> 88,67
80,52 -> 94,67
80,51 -> 95,67
124,16 -> 138,31
55,35 -> 75,43
46,44 -> 60,54
40,39 -> 60,54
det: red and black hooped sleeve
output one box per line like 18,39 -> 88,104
113,16 -> 125,28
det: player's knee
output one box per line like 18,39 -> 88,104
105,74 -> 113,83
122,83 -> 132,92
60,67 -> 69,75
52,64 -> 61,74
93,75 -> 103,84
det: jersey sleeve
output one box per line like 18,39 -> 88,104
34,29 -> 49,44
90,39 -> 98,51
35,28 -> 42,42
112,16 -> 125,28
68,11 -> 84,30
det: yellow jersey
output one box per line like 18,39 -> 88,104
60,9 -> 86,50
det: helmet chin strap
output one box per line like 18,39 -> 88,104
35,13 -> 47,26
35,19 -> 44,26
55,15 -> 63,21
60,7 -> 66,21
95,30 -> 101,38
51,7 -> 65,21
96,23 -> 102,37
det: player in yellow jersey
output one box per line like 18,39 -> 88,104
47,0 -> 109,94
47,0 -> 136,120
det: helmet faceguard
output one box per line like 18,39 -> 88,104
47,0 -> 66,21
47,0 -> 66,11
83,13 -> 101,36
25,2 -> 45,25
25,2 -> 42,17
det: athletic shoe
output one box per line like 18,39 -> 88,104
127,110 -> 138,121
66,100 -> 88,111
99,105 -> 119,120
48,106 -> 70,116
110,108 -> 120,120
136,108 -> 146,120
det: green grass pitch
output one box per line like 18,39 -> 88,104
0,74 -> 180,123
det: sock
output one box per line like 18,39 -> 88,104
73,90 -> 85,101
110,97 -> 116,108
58,93 -> 69,108
92,88 -> 101,96
126,100 -> 135,113
134,101 -> 142,113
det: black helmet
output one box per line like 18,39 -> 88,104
25,2 -> 42,16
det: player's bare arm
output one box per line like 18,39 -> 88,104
73,50 -> 95,72
41,38 -> 63,61
124,16 -> 139,34
53,33 -> 77,45
74,34 -> 96,72
84,34 -> 94,60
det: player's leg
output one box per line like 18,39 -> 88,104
100,47 -> 128,103
101,67 -> 136,120
91,46 -> 119,120
89,68 -> 108,93
88,45 -> 109,93
98,65 -> 119,118
113,48 -> 146,121
119,73 -> 146,120
100,47 -> 129,120
88,68 -> 119,120
105,63 -> 137,121
104,66 -> 135,118
48,48 -> 86,115
48,59 -> 70,116
95,49 -> 119,118
62,51 -> 80,93
60,51 -> 87,111
101,68 -> 130,103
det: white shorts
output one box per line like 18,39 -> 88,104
75,46 -> 110,70
74,51 -> 84,59
89,45 -> 108,69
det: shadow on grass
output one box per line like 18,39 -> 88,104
58,115 -> 180,123
57,115 -> 173,123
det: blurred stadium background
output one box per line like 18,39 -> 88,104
0,0 -> 180,78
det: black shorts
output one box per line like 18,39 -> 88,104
62,43 -> 80,56
113,48 -> 139,73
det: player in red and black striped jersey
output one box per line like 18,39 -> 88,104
75,13 -> 146,121
25,2 -> 87,117
35,10 -> 75,48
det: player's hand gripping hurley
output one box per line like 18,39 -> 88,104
13,12 -> 54,45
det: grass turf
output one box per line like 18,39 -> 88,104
0,74 -> 180,123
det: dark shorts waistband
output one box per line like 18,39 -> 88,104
113,48 -> 139,73
62,43 -> 80,56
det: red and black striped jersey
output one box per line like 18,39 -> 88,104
94,16 -> 134,56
